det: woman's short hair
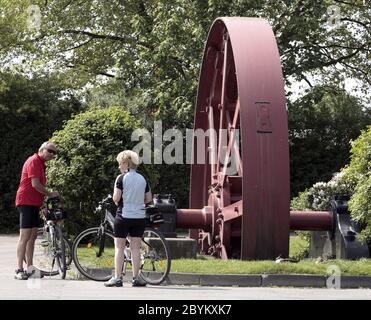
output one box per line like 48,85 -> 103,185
116,150 -> 140,169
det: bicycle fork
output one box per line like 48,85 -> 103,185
96,226 -> 106,258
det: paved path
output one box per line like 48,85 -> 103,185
1,235 -> 371,300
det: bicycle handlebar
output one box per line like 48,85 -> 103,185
94,194 -> 112,213
100,194 -> 112,205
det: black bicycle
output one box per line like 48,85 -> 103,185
72,195 -> 171,285
32,198 -> 68,279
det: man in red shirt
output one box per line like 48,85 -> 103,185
15,141 -> 59,280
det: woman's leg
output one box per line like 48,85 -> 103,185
114,237 -> 126,278
130,237 -> 142,279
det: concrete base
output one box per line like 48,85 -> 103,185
165,237 -> 197,259
309,231 -> 335,259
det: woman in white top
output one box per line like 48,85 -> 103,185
104,150 -> 152,287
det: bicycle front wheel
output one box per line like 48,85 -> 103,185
139,227 -> 171,285
32,227 -> 59,276
72,227 -> 115,281
54,226 -> 67,279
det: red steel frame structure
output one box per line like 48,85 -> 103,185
178,18 -> 332,260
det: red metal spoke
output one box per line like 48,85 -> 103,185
207,106 -> 217,182
225,105 -> 242,176
217,34 -> 230,173
220,100 -> 241,186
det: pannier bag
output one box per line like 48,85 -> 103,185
145,206 -> 164,225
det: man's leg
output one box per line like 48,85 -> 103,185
17,228 -> 31,270
25,227 -> 38,268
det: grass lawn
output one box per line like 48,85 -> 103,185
170,236 -> 371,276
71,235 -> 371,276
170,258 -> 371,276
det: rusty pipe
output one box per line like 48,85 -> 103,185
176,207 -> 333,231
176,207 -> 212,229
290,211 -> 333,231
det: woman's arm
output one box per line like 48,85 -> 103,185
113,187 -> 122,206
144,191 -> 152,205
113,174 -> 123,205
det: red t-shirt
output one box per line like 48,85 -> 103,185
15,153 -> 46,207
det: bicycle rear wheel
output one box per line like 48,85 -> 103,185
33,227 -> 60,276
139,227 -> 171,285
72,227 -> 115,281
54,226 -> 67,279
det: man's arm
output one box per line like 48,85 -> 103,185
31,178 -> 59,198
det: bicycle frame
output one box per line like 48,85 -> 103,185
72,195 -> 171,284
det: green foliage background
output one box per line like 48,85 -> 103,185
0,0 -> 370,235
0,72 -> 81,231
340,127 -> 371,241
288,85 -> 370,196
291,127 -> 371,240
47,106 -> 159,234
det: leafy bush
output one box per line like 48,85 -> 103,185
47,106 -> 159,235
291,127 -> 371,242
290,173 -> 350,247
291,173 -> 350,211
339,126 -> 371,241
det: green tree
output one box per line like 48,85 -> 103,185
47,106 -> 159,234
289,85 -> 370,196
2,0 -> 370,126
1,0 -> 369,220
0,72 -> 81,231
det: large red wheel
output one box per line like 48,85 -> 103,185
189,18 -> 290,260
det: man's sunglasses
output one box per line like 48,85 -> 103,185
46,149 -> 57,155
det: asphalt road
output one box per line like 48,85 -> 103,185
1,235 -> 371,300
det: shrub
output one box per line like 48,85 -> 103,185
339,126 -> 371,241
290,173 -> 350,246
47,106 -> 159,234
291,126 -> 371,242
291,173 -> 350,211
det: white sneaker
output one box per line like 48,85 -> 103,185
14,269 -> 28,280
104,277 -> 123,287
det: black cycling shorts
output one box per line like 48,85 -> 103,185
17,205 -> 40,229
113,215 -> 145,239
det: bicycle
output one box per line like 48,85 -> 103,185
32,229 -> 72,268
72,195 -> 171,285
31,197 -> 68,279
